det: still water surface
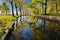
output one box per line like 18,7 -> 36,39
10,16 -> 60,40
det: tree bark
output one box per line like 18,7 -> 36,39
42,0 -> 43,14
56,0 -> 58,14
45,0 -> 47,15
15,3 -> 18,15
10,0 -> 14,16
19,8 -> 21,15
19,8 -> 22,22
6,10 -> 7,15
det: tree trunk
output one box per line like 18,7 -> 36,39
6,10 -> 7,15
45,0 -> 47,15
19,8 -> 22,22
10,0 -> 14,16
19,8 -> 22,15
56,0 -> 58,14
42,0 -> 43,14
5,8 -> 7,15
15,3 -> 18,15
16,7 -> 18,15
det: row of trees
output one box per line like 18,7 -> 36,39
28,0 -> 60,15
0,0 -> 60,16
0,0 -> 26,16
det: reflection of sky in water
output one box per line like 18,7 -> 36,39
20,28 -> 33,37
14,21 -> 16,28
20,23 -> 34,40
18,16 -> 28,24
39,19 -> 42,23
18,17 -> 20,23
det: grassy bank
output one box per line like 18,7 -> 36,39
0,15 -> 17,38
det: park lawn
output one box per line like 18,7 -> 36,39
0,15 -> 17,38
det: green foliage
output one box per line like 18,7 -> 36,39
28,0 -> 60,15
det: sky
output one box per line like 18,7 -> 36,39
0,0 -> 3,4
0,0 -> 31,4
25,0 -> 31,3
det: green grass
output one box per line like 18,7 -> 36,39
0,15 -> 17,28
0,15 -> 17,38
0,29 -> 5,38
40,13 -> 60,16
47,13 -> 60,16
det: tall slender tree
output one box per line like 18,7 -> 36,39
14,0 -> 25,15
45,0 -> 47,15
56,0 -> 58,13
15,2 -> 18,15
9,0 -> 14,16
13,0 -> 19,15
3,0 -> 14,16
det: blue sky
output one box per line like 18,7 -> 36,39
25,0 -> 31,3
0,0 -> 3,4
0,0 -> 31,4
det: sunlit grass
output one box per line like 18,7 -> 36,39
0,28 -> 5,38
0,15 -> 17,37
0,15 -> 17,28
40,13 -> 60,16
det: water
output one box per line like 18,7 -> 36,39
19,23 -> 34,40
9,16 -> 60,40
17,16 -> 28,24
17,16 -> 44,40
18,16 -> 35,40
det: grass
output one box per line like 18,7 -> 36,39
0,28 -> 5,38
40,13 -> 60,16
0,15 -> 17,38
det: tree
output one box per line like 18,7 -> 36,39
45,0 -> 47,15
0,2 -> 10,14
28,0 -> 43,15
13,0 -> 25,15
13,0 -> 19,15
2,2 -> 10,14
3,0 -> 14,16
57,0 -> 60,13
18,0 -> 25,15
15,2 -> 18,15
56,0 -> 58,13
9,0 -> 14,16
